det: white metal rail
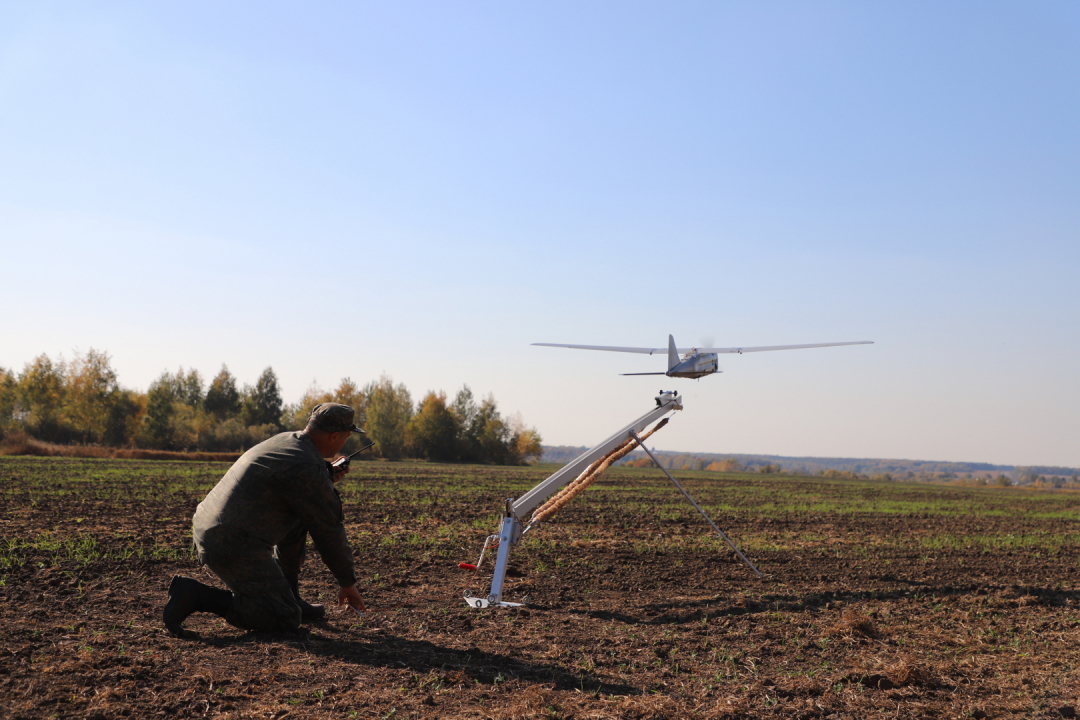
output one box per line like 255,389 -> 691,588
464,391 -> 683,608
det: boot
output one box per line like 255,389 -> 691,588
287,575 -> 325,623
163,575 -> 232,638
298,597 -> 325,623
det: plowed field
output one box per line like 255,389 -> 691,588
2,456 -> 1079,719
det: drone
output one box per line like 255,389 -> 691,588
533,335 -> 873,379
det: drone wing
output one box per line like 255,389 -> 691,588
694,341 -> 874,354
533,340 -> 874,355
531,343 -> 665,355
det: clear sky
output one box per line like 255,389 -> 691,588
2,2 -> 1077,467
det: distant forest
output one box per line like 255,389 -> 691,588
0,349 -> 542,464
541,446 -> 1080,489
3,349 -> 1074,483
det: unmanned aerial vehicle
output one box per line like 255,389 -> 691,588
533,335 -> 873,379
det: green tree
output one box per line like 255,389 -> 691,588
242,367 -> 284,428
142,370 -> 179,448
201,417 -> 275,452
474,394 -> 509,464
204,365 -> 241,419
175,368 -> 204,408
0,367 -> 17,438
63,349 -> 122,444
140,367 -> 214,450
363,375 -> 412,460
102,389 -> 144,446
406,391 -> 459,461
450,385 -> 481,461
16,354 -> 67,441
140,369 -> 184,446
446,387 -> 539,465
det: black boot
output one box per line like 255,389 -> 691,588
287,575 -> 325,623
299,597 -> 325,623
163,575 -> 232,638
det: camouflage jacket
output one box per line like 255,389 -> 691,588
193,431 -> 357,587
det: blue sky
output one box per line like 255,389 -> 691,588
2,2 -> 1077,467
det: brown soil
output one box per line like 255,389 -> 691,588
1,457 -> 1078,719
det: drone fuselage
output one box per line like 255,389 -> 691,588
667,351 -> 719,378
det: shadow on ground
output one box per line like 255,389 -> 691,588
195,628 -> 640,696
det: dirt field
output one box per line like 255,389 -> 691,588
2,456 -> 1079,719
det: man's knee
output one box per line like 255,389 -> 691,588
226,595 -> 301,632
199,550 -> 302,632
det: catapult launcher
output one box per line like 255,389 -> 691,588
462,391 -> 764,609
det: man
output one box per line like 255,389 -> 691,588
163,403 -> 366,638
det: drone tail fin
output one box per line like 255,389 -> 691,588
668,335 -> 679,371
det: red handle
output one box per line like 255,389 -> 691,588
457,563 -> 476,570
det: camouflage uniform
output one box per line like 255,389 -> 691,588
192,431 -> 356,632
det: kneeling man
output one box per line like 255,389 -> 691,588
164,403 -> 366,637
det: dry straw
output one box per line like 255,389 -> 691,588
0,432 -> 241,462
530,418 -> 669,525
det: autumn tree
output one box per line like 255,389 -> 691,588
16,355 -> 67,441
282,384 -> 334,431
510,426 -> 543,464
332,378 -> 367,454
363,375 -> 412,460
64,349 -> 136,445
406,391 -> 459,461
333,378 -> 365,420
279,376 -> 367,454
1,352 -> 542,464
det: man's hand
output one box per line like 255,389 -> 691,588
338,584 -> 366,616
330,458 -> 350,483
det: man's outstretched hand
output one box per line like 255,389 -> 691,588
338,584 -> 366,616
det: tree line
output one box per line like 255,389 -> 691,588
0,350 -> 542,464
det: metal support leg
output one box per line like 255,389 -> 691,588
630,431 -> 767,579
488,515 -> 518,603
464,501 -> 526,608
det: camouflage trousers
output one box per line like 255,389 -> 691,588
193,524 -> 309,632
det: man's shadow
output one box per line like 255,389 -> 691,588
212,626 -> 639,696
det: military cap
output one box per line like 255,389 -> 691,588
308,403 -> 365,434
